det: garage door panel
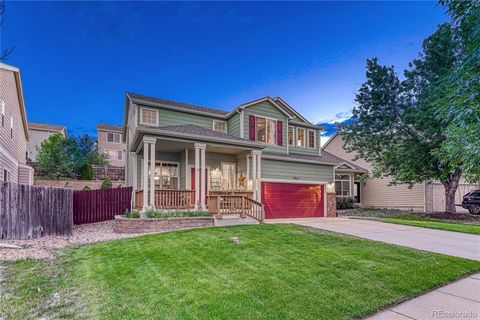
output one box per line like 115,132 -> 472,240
261,182 -> 324,219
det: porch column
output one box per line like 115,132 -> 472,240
142,141 -> 149,209
150,140 -> 156,208
194,146 -> 200,209
251,151 -> 257,201
200,145 -> 206,210
256,151 -> 262,201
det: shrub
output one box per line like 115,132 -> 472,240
124,209 -> 140,218
336,197 -> 354,210
145,209 -> 210,218
82,185 -> 91,191
101,177 -> 112,189
79,164 -> 95,180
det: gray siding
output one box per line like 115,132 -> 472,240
140,107 -> 217,130
261,159 -> 334,183
243,101 -> 288,154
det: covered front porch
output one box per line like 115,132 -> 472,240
131,135 -> 264,220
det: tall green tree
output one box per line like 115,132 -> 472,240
437,0 -> 480,183
342,23 -> 465,213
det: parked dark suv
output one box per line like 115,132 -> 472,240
462,190 -> 480,215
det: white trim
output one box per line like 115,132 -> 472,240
220,162 -> 237,190
139,107 -> 159,126
212,119 -> 227,134
240,110 -> 245,138
261,178 -> 328,185
184,149 -> 189,190
307,129 -> 316,149
335,162 -> 356,170
296,127 -> 306,148
324,186 -> 327,216
238,97 -> 293,119
106,132 -> 122,144
187,164 -> 211,192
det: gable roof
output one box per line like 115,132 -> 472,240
321,132 -> 340,150
97,123 -> 123,132
0,62 -> 30,141
320,150 -> 367,172
273,97 -> 311,124
29,122 -> 66,134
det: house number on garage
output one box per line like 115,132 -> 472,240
292,177 -> 300,180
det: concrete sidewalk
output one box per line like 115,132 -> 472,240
267,218 -> 480,260
368,273 -> 480,320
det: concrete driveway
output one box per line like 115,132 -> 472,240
267,218 -> 480,261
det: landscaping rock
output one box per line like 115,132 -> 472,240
230,237 -> 240,244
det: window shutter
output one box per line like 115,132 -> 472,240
249,115 -> 255,141
277,121 -> 283,146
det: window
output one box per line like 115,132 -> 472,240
105,149 -> 123,161
308,130 -> 316,149
288,126 -> 294,146
140,108 -> 158,126
296,128 -> 305,147
155,162 -> 179,189
209,163 -> 236,191
255,116 -> 276,145
212,120 -> 227,133
335,174 -> 351,197
107,132 -> 121,143
3,169 -> 10,182
1,99 -> 4,127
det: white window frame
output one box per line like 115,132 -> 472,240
139,107 -> 159,126
288,126 -> 295,146
212,120 -> 227,134
296,127 -> 306,148
307,129 -> 316,149
221,162 -> 236,190
254,114 -> 277,145
335,174 -> 351,198
106,132 -> 121,144
154,160 -> 180,190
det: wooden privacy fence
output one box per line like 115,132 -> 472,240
73,187 -> 132,224
0,182 -> 73,239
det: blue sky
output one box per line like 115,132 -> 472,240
2,1 -> 448,135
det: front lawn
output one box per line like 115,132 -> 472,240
382,214 -> 480,235
340,208 -> 480,235
2,224 -> 479,320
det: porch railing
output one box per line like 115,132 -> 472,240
206,195 -> 264,222
209,190 -> 254,198
135,190 -> 196,209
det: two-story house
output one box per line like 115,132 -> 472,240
27,122 -> 67,162
97,124 -> 126,168
124,93 -> 359,219
0,63 -> 34,185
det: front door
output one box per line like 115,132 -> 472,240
354,182 -> 361,203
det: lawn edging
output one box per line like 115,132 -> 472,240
113,215 -> 214,234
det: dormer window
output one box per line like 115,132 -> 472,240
140,108 -> 159,126
212,120 -> 227,133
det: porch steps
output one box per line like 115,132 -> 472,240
214,215 -> 259,227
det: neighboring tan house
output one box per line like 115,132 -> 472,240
123,92 -> 360,219
0,63 -> 34,185
323,132 -> 478,212
27,122 -> 67,162
97,123 -> 126,168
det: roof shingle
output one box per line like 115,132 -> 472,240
97,123 -> 123,132
128,92 -> 229,116
28,122 -> 66,132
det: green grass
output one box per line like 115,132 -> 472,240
382,214 -> 480,235
1,224 -> 479,320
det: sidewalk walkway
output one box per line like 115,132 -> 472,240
368,273 -> 480,320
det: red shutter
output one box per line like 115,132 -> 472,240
249,115 -> 256,141
277,121 -> 283,146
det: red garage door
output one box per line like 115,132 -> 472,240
261,182 -> 324,219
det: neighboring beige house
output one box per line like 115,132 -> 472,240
323,132 -> 478,212
97,123 -> 126,167
27,122 -> 67,162
0,63 -> 34,185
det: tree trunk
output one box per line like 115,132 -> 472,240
442,167 -> 462,213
